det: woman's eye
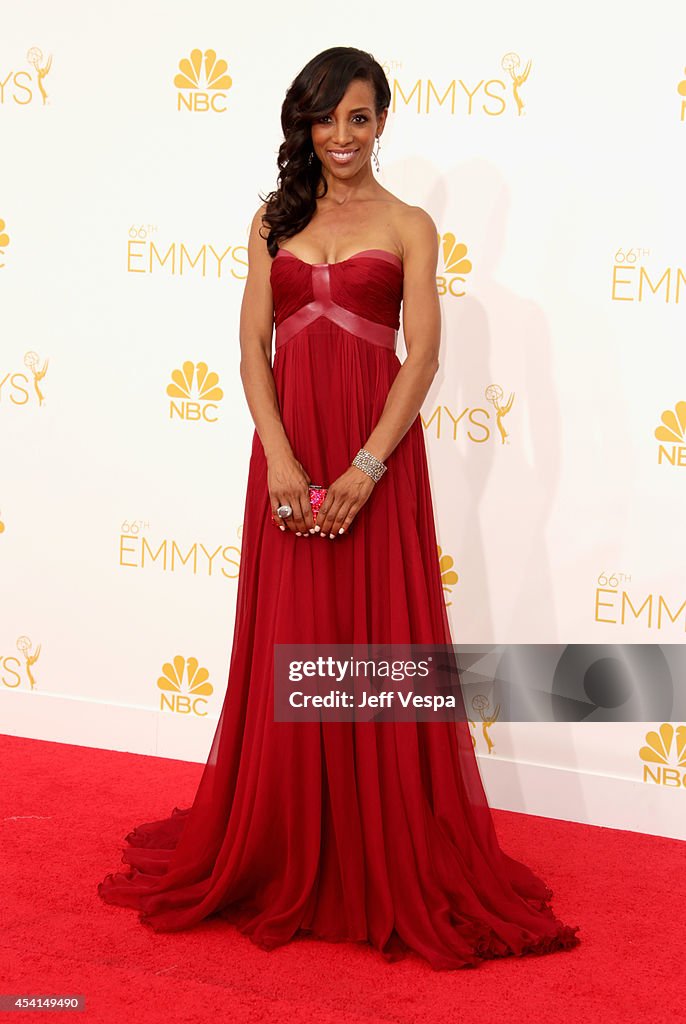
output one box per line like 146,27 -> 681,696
316,115 -> 368,123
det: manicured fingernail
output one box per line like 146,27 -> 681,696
309,528 -> 316,534
329,533 -> 335,539
314,525 -> 320,533
280,525 -> 285,531
338,528 -> 345,534
296,531 -> 302,536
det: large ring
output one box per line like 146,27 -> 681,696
276,504 -> 293,519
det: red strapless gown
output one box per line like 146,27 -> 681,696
98,247 -> 581,969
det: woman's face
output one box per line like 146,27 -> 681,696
310,78 -> 387,179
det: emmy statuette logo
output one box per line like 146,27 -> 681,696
486,385 -> 515,445
469,695 -> 500,755
26,47 -> 52,105
421,382 -> 515,446
1,636 -> 42,691
0,351 -> 49,407
0,47 -> 52,106
390,51 -> 532,118
501,52 -> 531,116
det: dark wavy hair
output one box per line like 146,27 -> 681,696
259,47 -> 391,257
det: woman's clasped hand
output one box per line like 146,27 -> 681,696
268,454 -> 375,539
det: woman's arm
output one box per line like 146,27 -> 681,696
239,204 -> 291,461
362,206 -> 441,463
315,207 -> 441,538
239,205 -> 316,535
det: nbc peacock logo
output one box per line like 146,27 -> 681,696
654,401 -> 686,468
166,361 -> 224,422
438,545 -> 459,606
436,233 -> 473,299
0,217 -> 9,267
639,723 -> 686,788
157,655 -> 214,716
174,48 -> 233,113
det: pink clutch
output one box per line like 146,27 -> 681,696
271,483 -> 328,526
307,483 -> 327,522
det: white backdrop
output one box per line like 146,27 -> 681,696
2,0 -> 685,839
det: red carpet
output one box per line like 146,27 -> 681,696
1,732 -> 683,1023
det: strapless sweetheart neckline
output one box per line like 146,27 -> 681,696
274,247 -> 403,270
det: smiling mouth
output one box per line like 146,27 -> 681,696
328,149 -> 359,162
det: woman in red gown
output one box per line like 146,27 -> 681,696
98,46 -> 581,970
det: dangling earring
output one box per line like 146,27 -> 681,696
372,135 -> 381,172
308,149 -> 314,165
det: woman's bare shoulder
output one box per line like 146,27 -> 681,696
393,200 -> 436,233
372,190 -> 436,262
252,201 -> 271,235
390,201 -> 438,264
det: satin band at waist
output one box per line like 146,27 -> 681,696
274,264 -> 398,352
